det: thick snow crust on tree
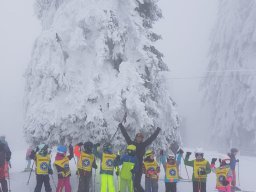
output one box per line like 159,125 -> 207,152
24,0 -> 180,148
202,0 -> 256,154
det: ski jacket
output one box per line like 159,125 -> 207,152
228,153 -> 238,171
162,153 -> 182,183
30,151 -> 53,175
54,150 -> 73,178
0,142 -> 11,163
184,157 -> 211,182
26,147 -> 33,160
143,158 -> 160,180
118,154 -> 138,180
119,124 -> 160,168
95,149 -> 119,175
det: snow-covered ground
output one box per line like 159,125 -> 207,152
7,149 -> 256,192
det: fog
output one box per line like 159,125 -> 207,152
0,0 -> 217,150
0,0 -> 40,150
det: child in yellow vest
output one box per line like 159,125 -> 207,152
54,145 -> 74,192
162,152 -> 182,192
30,144 -> 53,192
184,148 -> 211,192
95,142 -> 120,192
211,156 -> 233,192
76,142 -> 97,192
143,149 -> 160,192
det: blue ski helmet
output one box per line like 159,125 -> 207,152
57,145 -> 67,154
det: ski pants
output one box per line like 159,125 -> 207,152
145,178 -> 158,192
101,174 -> 115,192
134,171 -> 144,192
78,174 -> 92,192
34,174 -> 52,192
165,182 -> 177,192
231,170 -> 236,187
120,177 -> 133,192
193,181 -> 206,192
0,179 -> 8,192
56,177 -> 71,192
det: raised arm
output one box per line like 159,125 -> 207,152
143,127 -> 161,147
119,123 -> 132,144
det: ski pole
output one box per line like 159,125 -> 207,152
27,161 -> 35,185
182,156 -> 190,180
110,112 -> 127,142
238,161 -> 240,186
93,168 -> 96,192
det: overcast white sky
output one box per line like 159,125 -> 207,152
0,0 -> 218,150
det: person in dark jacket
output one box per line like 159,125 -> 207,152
0,137 -> 11,192
119,123 -> 161,192
77,141 -> 97,192
30,144 -> 53,192
228,148 -> 239,190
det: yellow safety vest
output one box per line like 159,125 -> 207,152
101,153 -> 116,172
77,152 -> 95,172
54,156 -> 71,177
143,160 -> 159,179
216,167 -> 230,187
194,160 -> 208,179
166,163 -> 178,180
36,154 -> 51,175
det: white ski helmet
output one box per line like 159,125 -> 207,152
220,154 -> 230,165
167,152 -> 175,161
195,147 -> 204,155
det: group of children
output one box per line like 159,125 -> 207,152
29,141 -> 180,192
23,142 -> 239,192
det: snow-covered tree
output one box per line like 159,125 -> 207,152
24,0 -> 180,148
202,0 -> 256,153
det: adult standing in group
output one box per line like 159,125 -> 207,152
119,123 -> 161,192
0,136 -> 11,192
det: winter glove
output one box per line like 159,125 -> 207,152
177,148 -> 184,155
198,167 -> 206,175
48,169 -> 53,175
186,152 -> 192,158
211,158 -> 217,165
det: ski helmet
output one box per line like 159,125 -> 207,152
103,142 -> 112,153
167,152 -> 175,161
57,145 -> 67,154
195,147 -> 204,158
231,148 -> 238,154
83,141 -> 93,154
127,145 -> 136,156
145,149 -> 154,158
220,155 -> 230,166
38,144 -> 48,155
